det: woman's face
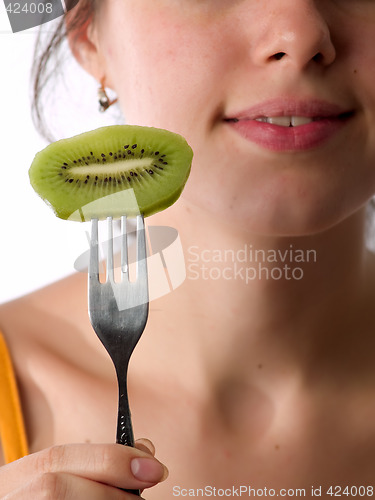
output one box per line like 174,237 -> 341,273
90,0 -> 375,235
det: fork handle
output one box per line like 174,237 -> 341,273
116,373 -> 141,496
116,399 -> 135,447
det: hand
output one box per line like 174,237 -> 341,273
0,439 -> 168,499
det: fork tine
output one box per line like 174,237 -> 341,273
121,215 -> 128,277
136,215 -> 147,280
89,218 -> 99,280
106,216 -> 114,282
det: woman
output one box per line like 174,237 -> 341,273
1,0 -> 375,497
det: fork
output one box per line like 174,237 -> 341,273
88,214 -> 149,497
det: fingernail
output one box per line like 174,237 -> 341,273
131,457 -> 168,482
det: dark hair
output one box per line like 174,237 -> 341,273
32,0 -> 96,141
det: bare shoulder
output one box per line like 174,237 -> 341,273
0,272 -> 88,354
0,272 -> 112,400
0,272 -> 91,415
0,273 -> 118,452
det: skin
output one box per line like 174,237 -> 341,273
1,0 -> 375,497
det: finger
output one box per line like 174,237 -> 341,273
3,472 -> 143,500
135,438 -> 155,456
0,443 -> 168,495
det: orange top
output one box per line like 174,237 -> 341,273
0,330 -> 28,463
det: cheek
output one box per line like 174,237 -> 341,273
335,20 -> 375,123
347,51 -> 375,175
103,15 -> 198,121
100,6 -> 234,136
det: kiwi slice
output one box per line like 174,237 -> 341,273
29,125 -> 193,221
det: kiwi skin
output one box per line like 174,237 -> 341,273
29,125 -> 193,221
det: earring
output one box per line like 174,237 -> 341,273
98,79 -> 118,112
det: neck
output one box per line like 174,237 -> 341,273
144,201 -> 374,392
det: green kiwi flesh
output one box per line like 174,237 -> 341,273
29,125 -> 193,221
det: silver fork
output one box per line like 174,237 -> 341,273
88,214 -> 149,497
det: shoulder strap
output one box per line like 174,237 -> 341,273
0,330 -> 28,463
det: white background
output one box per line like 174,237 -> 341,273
0,5 -> 122,303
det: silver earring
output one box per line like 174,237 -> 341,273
98,80 -> 118,112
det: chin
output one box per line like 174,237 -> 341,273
186,188 -> 362,238
180,152 -> 373,239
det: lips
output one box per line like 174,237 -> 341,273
225,98 -> 354,152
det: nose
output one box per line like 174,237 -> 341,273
251,1 -> 336,70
